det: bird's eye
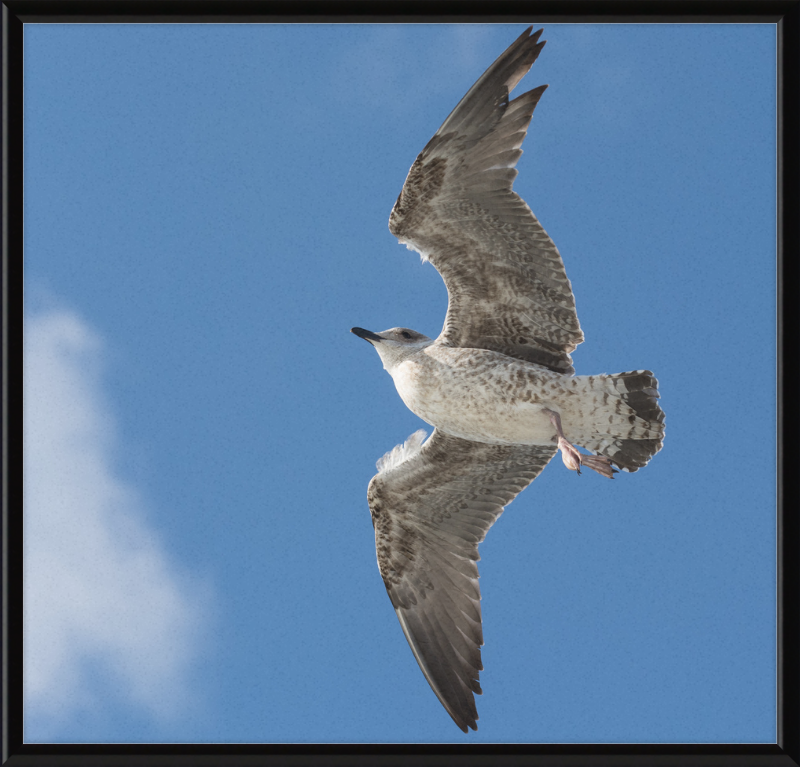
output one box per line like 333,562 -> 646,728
401,331 -> 412,339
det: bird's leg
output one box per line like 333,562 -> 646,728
544,409 -> 617,479
544,409 -> 583,475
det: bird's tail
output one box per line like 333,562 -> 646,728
567,370 -> 665,473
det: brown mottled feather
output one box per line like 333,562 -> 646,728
389,27 -> 583,374
367,429 -> 556,732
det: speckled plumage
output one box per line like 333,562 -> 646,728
391,345 -> 663,455
352,26 -> 665,733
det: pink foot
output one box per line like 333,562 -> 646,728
545,409 -> 618,479
581,454 -> 618,479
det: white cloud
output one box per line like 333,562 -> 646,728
24,305 -> 212,738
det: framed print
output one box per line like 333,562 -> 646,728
5,2 -> 798,764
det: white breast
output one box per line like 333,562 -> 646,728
389,348 -> 559,446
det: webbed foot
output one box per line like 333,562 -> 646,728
545,408 -> 618,479
581,454 -> 618,479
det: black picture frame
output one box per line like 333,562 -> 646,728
3,2 -> 797,765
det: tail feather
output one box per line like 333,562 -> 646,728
570,370 -> 665,473
609,370 -> 663,425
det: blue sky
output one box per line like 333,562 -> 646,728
23,23 -> 776,744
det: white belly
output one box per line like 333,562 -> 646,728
390,346 -> 563,446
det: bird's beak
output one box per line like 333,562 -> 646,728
351,327 -> 383,344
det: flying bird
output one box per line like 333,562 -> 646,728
351,27 -> 665,733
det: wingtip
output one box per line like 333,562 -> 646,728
453,715 -> 478,733
515,26 -> 545,52
528,27 -> 545,47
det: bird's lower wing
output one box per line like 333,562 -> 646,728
367,429 -> 556,732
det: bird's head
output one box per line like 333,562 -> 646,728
350,326 -> 432,371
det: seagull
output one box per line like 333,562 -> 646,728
351,26 -> 665,733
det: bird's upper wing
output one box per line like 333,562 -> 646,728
388,27 -> 583,375
367,428 -> 556,732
